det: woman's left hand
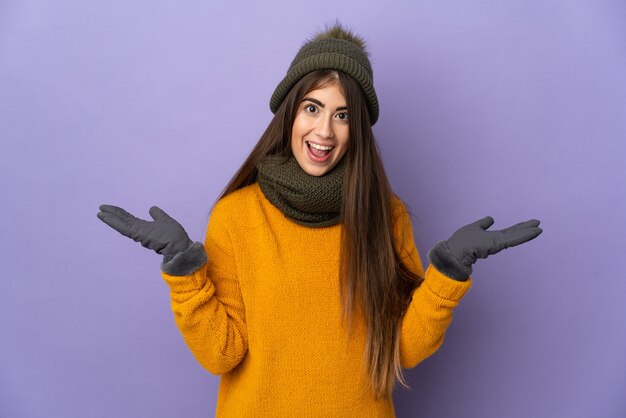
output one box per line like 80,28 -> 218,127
447,216 -> 542,267
427,216 -> 543,281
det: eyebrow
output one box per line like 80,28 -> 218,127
303,97 -> 348,111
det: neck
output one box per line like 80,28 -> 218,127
256,153 -> 346,227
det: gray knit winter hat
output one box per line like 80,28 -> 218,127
269,22 -> 379,125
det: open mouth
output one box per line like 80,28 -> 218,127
306,140 -> 335,162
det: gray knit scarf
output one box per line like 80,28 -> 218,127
256,153 -> 346,227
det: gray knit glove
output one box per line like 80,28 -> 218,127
427,216 -> 542,281
97,205 -> 207,275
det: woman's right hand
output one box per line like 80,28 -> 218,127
97,205 -> 193,261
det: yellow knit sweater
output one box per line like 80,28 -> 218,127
161,183 -> 472,417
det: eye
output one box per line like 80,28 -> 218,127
305,104 -> 318,113
336,112 -> 349,121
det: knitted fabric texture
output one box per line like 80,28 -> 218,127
256,153 -> 346,227
270,37 -> 379,125
160,184 -> 472,417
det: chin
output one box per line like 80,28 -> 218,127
304,166 -> 332,176
296,154 -> 341,177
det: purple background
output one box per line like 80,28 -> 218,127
1,1 -> 625,417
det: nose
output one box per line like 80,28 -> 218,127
314,114 -> 334,139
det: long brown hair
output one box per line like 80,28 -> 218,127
215,69 -> 424,400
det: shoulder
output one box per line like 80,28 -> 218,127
209,183 -> 264,229
391,193 -> 405,211
213,183 -> 259,211
390,193 -> 410,222
389,193 -> 416,245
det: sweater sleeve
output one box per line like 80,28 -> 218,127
160,200 -> 248,375
391,198 -> 472,369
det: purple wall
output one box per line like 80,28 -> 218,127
1,1 -> 625,417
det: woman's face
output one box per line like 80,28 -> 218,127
290,82 -> 350,177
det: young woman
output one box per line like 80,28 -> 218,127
97,23 -> 542,417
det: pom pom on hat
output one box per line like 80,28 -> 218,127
306,21 -> 369,52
